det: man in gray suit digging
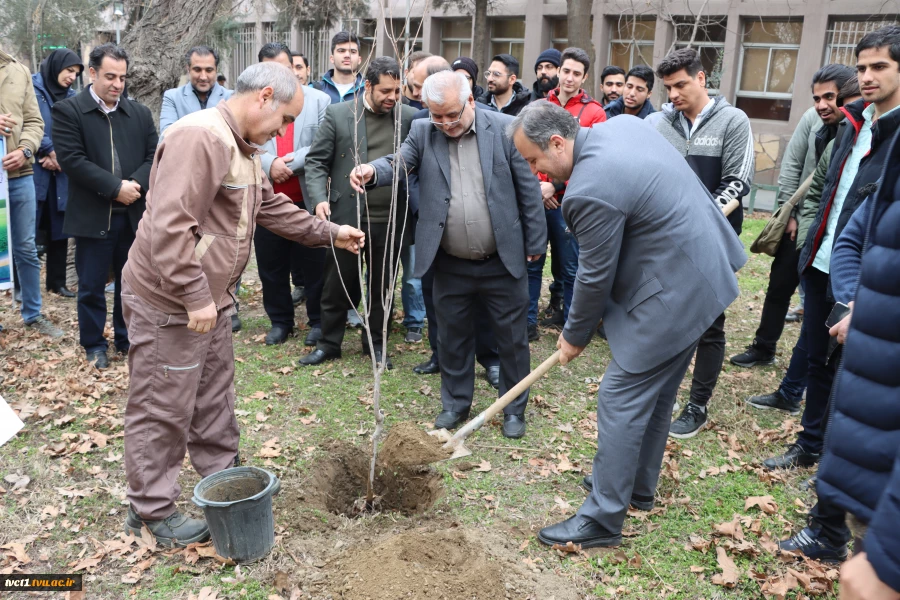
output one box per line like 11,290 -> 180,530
509,102 -> 746,547
351,70 -> 545,439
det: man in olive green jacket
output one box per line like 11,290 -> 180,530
302,56 -> 415,367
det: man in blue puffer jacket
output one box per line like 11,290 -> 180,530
813,125 -> 900,598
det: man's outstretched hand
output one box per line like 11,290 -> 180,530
349,164 -> 375,194
557,332 -> 585,366
334,225 -> 365,254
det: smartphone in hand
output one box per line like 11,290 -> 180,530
826,302 -> 851,329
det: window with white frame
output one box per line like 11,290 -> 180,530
736,20 -> 803,121
440,19 -> 472,64
490,19 -> 526,69
825,18 -> 900,66
551,19 -> 568,52
608,17 -> 655,72
674,17 -> 726,94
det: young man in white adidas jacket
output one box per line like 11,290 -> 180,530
653,47 -> 755,439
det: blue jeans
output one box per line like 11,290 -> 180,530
778,318 -> 809,401
527,207 -> 578,325
400,243 -> 425,329
8,175 -> 42,323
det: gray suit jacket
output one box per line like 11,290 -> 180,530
369,106 -> 546,279
159,82 -> 232,134
259,86 -> 331,212
562,116 -> 747,374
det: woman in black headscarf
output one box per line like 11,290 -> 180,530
32,49 -> 83,297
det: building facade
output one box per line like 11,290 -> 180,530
229,0 -> 900,185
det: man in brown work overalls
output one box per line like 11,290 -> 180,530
120,62 -> 365,546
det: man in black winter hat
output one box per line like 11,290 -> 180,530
532,48 -> 561,101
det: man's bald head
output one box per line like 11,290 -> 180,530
407,56 -> 452,103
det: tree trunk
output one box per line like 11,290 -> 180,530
566,0 -> 593,60
120,0 -> 227,123
471,0 -> 488,81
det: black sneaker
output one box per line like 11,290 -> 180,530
87,351 -> 109,370
669,402 -> 707,439
729,342 -> 776,367
540,309 -> 564,328
746,390 -> 801,415
763,443 -> 820,470
291,286 -> 305,306
405,327 -> 423,343
125,506 -> 209,548
778,527 -> 847,563
527,323 -> 539,341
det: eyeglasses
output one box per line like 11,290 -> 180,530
484,70 -> 507,80
428,105 -> 466,128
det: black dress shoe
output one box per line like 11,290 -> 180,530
87,351 -> 109,369
50,286 -> 76,298
413,356 -> 440,375
434,410 -> 469,430
763,443 -> 820,470
538,515 -> 621,549
265,325 -> 294,345
502,414 -> 526,438
291,286 -> 305,306
581,477 -> 655,511
299,348 -> 340,366
304,326 -> 322,346
372,349 -> 393,370
527,323 -> 540,341
485,365 -> 500,389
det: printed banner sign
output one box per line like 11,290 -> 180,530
0,137 -> 13,290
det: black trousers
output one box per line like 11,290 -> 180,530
254,224 -> 324,328
36,203 -> 68,291
689,312 -> 726,406
75,213 -> 134,355
796,267 -> 836,454
318,222 -> 402,355
290,243 -> 305,288
754,231 -> 801,353
421,264 -> 500,369
432,250 -> 530,415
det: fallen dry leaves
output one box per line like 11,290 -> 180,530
711,546 -> 740,588
745,495 -> 779,515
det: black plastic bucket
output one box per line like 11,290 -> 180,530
192,466 -> 281,563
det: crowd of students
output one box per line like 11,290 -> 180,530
2,23 -> 900,596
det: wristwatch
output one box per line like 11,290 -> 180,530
20,147 -> 33,159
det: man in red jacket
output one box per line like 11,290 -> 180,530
528,47 -> 606,340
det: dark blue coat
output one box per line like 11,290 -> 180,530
31,72 -> 75,210
603,96 -> 655,119
817,127 -> 900,593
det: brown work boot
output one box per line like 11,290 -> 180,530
125,505 -> 210,548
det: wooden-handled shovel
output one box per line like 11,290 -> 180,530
429,350 -> 564,459
722,198 -> 740,217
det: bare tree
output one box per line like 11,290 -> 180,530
120,0 -> 229,119
566,0 -> 592,58
0,0 -> 99,71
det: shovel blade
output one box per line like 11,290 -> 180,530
449,444 -> 472,460
427,428 -> 453,443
